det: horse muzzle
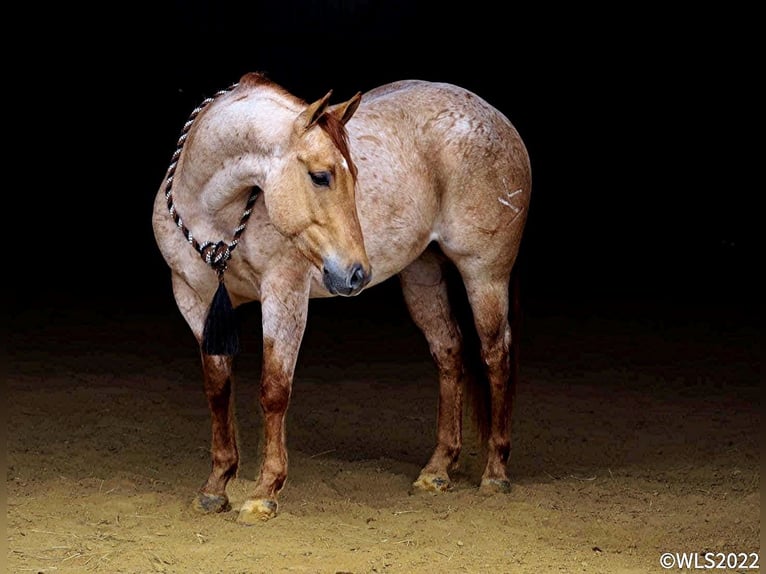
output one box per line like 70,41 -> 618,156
322,259 -> 372,296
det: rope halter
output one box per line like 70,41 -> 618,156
160,81 -> 261,356
163,82 -> 260,281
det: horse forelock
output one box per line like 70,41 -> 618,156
317,113 -> 358,180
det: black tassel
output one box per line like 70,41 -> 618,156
202,279 -> 240,356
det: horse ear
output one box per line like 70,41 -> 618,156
328,92 -> 362,125
298,90 -> 334,131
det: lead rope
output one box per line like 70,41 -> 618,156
163,82 -> 260,355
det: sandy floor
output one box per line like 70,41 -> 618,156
7,289 -> 761,573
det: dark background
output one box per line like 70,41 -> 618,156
15,2 -> 755,321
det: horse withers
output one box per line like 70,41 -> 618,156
152,72 -> 531,523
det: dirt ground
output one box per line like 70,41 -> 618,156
7,287 -> 761,574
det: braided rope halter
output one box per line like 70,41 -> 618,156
164,82 -> 260,278
163,82 -> 261,355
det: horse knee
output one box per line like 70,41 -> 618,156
202,355 -> 234,389
260,378 -> 291,413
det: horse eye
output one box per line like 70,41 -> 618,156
309,171 -> 331,187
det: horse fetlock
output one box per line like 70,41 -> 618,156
413,472 -> 451,493
193,492 -> 231,514
237,498 -> 278,523
212,457 -> 239,479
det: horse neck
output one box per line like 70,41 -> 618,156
171,92 -> 297,229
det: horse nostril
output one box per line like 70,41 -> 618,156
348,263 -> 367,290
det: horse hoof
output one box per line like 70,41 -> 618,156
413,473 -> 451,493
479,478 -> 512,494
193,493 -> 231,514
237,498 -> 278,523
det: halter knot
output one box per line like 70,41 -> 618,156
200,241 -> 231,276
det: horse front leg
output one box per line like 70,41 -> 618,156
195,353 -> 238,513
169,274 -> 240,515
238,271 -> 310,524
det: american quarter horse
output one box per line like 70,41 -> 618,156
152,72 -> 531,523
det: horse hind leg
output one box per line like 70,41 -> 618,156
457,268 -> 516,493
399,249 -> 465,493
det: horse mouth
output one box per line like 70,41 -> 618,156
322,260 -> 372,296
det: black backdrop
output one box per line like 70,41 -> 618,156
15,2 -> 754,315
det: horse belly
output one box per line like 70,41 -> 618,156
355,183 -> 437,288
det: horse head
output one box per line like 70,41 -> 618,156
264,89 -> 371,296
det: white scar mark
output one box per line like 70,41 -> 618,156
498,189 -> 522,211
340,157 -> 348,170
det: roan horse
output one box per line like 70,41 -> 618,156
152,72 -> 530,523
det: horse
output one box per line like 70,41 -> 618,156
152,72 -> 531,523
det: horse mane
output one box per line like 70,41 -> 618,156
238,71 -> 294,99
238,72 -> 358,180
